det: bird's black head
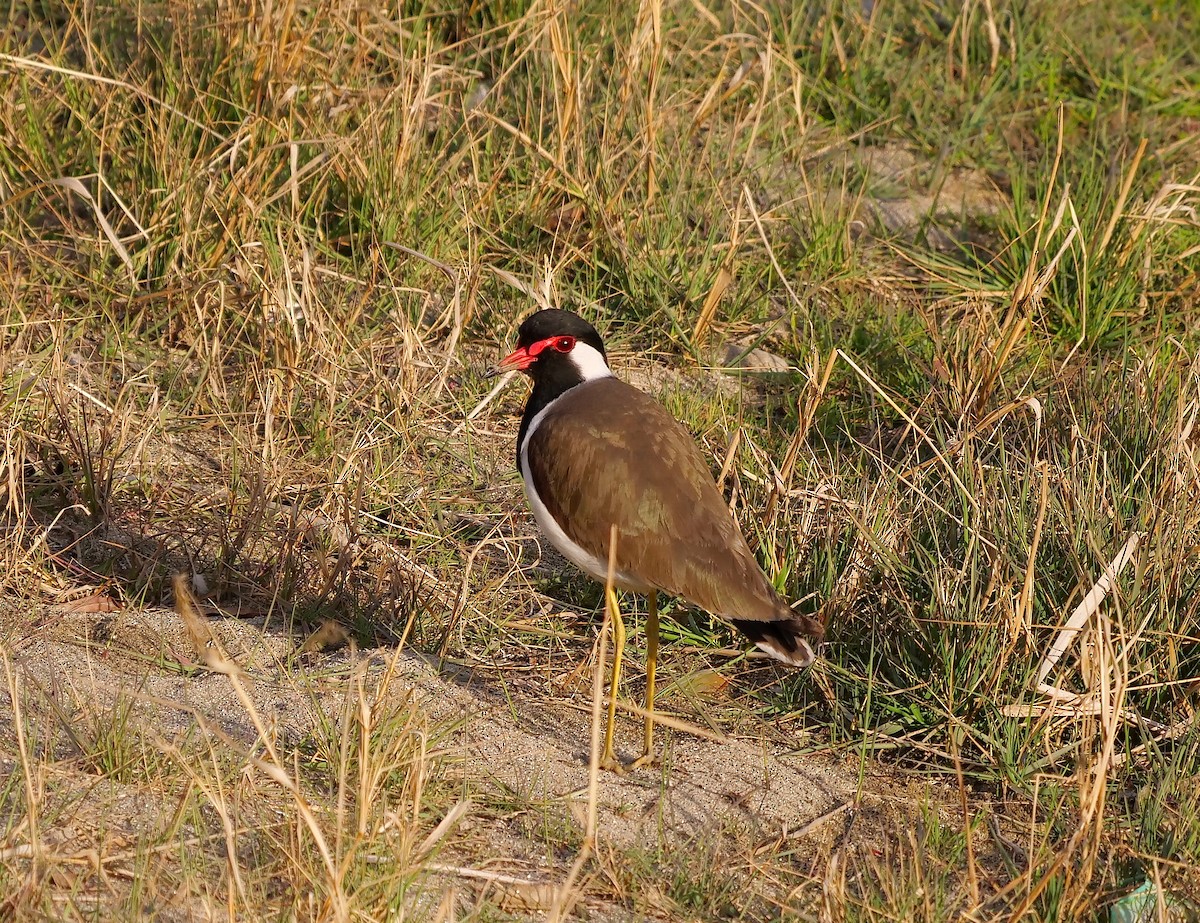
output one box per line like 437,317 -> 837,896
497,310 -> 613,462
496,310 -> 610,391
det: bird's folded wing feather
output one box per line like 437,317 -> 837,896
525,378 -> 788,623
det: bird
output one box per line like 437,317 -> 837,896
492,309 -> 822,772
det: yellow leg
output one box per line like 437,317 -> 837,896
631,590 -> 659,770
599,584 -> 626,774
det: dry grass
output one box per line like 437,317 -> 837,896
3,0 -> 1200,919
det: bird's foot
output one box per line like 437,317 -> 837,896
628,750 -> 658,772
598,749 -> 626,775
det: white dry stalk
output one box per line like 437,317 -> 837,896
1015,461 -> 1049,639
427,864 -> 553,887
1035,531 -> 1142,688
491,266 -> 554,311
451,370 -> 516,437
743,183 -> 806,312
412,800 -> 473,863
172,576 -> 350,921
548,524 -> 617,922
446,528 -> 513,651
556,695 -> 730,743
0,51 -> 221,139
824,504 -> 901,615
2,650 -> 41,860
46,177 -> 136,278
998,695 -> 1166,730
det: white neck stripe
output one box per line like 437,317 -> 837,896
567,342 -> 613,383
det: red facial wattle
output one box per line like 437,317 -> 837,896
497,335 -> 576,373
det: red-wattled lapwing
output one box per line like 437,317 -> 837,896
493,309 -> 822,772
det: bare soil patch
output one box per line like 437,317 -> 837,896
1,598 -> 963,919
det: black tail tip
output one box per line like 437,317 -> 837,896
732,614 -> 822,667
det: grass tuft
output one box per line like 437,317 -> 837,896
3,0 -> 1200,918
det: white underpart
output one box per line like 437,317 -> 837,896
518,348 -> 652,591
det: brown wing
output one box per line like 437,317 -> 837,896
525,377 -> 788,624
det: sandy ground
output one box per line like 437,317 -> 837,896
0,597 -> 959,919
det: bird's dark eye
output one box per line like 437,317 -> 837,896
553,336 -> 575,352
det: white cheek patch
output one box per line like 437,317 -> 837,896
568,342 -> 613,382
